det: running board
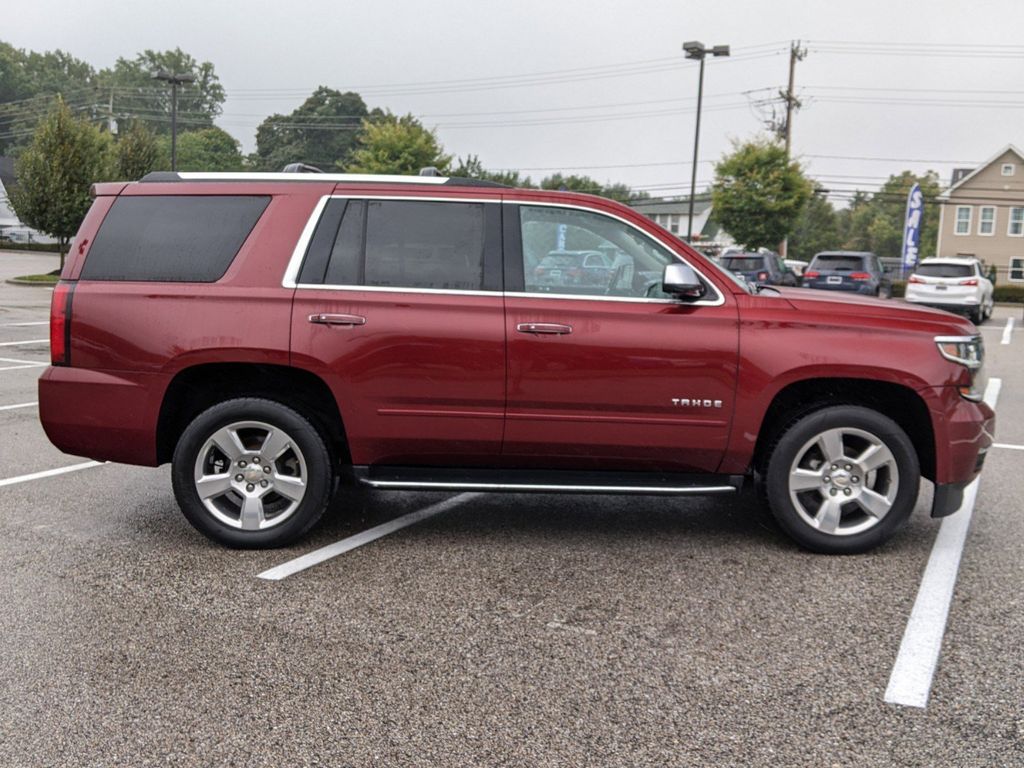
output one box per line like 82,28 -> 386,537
352,466 -> 743,495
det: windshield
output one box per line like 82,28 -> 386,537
915,263 -> 974,278
722,256 -> 765,272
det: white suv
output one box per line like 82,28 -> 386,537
905,258 -> 994,324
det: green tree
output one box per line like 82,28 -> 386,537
539,172 -> 648,203
711,138 -> 812,249
253,87 -> 369,171
116,121 -> 165,179
8,98 -> 114,268
167,126 -> 243,171
835,172 -> 942,260
0,42 -> 97,153
788,185 -> 839,261
451,154 -> 535,187
344,112 -> 451,175
97,48 -> 225,135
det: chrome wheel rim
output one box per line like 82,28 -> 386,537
193,420 -> 307,531
788,426 -> 899,537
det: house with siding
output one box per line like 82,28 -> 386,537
936,145 -> 1024,282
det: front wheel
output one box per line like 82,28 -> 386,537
764,406 -> 920,554
171,398 -> 333,548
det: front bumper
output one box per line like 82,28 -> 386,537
921,384 -> 995,517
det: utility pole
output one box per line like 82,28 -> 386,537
152,70 -> 196,171
779,40 -> 806,256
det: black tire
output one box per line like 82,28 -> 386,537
764,405 -> 920,554
171,398 -> 333,548
969,306 -> 983,325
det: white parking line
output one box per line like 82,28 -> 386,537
1001,317 -> 1014,345
0,363 -> 47,372
0,461 -> 105,490
884,376 -> 1002,709
992,442 -> 1024,451
257,492 -> 480,581
0,321 -> 48,327
0,339 -> 48,346
0,401 -> 37,411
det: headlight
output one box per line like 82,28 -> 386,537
935,335 -> 985,401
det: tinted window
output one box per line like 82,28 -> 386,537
722,256 -> 766,272
915,263 -> 974,278
810,255 -> 866,271
362,200 -> 484,291
323,200 -> 364,286
83,196 -> 269,282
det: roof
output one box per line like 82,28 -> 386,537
630,197 -> 713,216
918,256 -> 980,265
140,171 -> 507,188
938,144 -> 1024,199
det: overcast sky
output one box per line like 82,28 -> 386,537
6,0 -> 1024,204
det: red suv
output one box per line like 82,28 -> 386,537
39,171 -> 995,554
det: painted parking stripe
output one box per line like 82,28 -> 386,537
0,321 -> 48,327
884,376 -> 1002,709
258,492 -> 480,581
992,442 -> 1024,451
0,339 -> 48,346
1001,317 -> 1014,345
0,356 -> 47,365
0,401 -> 37,411
0,363 -> 47,372
0,461 -> 105,490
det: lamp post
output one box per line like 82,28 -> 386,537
682,41 -> 729,243
151,70 -> 196,171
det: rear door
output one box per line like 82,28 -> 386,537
501,202 -> 739,473
289,194 -> 506,467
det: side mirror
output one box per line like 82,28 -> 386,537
662,262 -> 706,300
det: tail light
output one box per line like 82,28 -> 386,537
850,272 -> 871,280
959,278 -> 978,286
908,275 -> 925,283
757,271 -> 769,281
804,271 -> 819,279
49,281 -> 74,366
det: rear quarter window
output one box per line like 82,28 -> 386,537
81,195 -> 270,282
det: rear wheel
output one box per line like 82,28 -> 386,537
764,405 -> 920,554
171,398 -> 333,548
969,306 -> 983,325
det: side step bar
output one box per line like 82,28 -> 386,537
352,466 -> 743,496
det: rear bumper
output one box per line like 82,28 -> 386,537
801,282 -> 876,295
38,366 -> 165,466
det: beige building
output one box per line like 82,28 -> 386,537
936,145 -> 1024,282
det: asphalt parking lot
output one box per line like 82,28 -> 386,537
1,250 -> 1022,767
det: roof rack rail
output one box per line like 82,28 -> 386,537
137,171 -> 510,188
281,163 -> 324,173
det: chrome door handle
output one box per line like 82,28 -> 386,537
516,322 -> 573,335
308,313 -> 366,326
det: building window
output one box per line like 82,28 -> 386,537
669,214 -> 679,234
978,206 -> 996,236
1007,207 -> 1024,237
1010,258 -> 1024,282
1002,163 -> 1016,176
955,206 -> 972,235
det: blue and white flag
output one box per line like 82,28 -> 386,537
901,183 -> 923,270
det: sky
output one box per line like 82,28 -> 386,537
5,0 -> 1024,206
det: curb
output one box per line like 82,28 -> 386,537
5,277 -> 57,287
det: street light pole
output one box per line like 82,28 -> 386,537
152,70 -> 196,171
683,41 -> 729,244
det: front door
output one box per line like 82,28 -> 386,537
502,203 -> 739,473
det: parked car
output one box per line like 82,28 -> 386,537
720,251 -> 798,287
784,259 -> 809,277
532,250 -> 615,289
802,251 -> 892,297
39,171 -> 994,555
905,258 -> 995,324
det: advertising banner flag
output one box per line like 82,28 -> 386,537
901,183 -> 923,271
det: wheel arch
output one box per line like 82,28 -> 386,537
751,377 -> 936,482
156,363 -> 349,465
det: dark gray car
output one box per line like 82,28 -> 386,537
802,251 -> 892,298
